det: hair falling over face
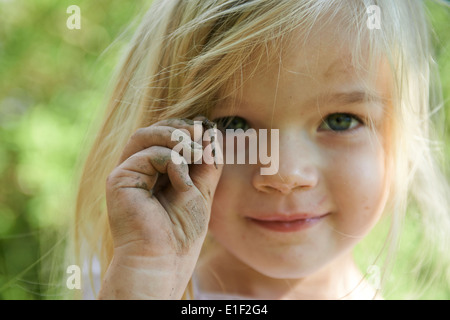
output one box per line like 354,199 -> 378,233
72,0 -> 450,299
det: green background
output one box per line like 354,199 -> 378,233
0,0 -> 449,299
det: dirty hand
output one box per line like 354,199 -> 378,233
98,117 -> 223,299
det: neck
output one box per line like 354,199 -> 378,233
195,243 -> 377,300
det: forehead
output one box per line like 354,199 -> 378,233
220,28 -> 391,111
281,24 -> 357,78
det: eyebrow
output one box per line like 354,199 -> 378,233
319,91 -> 387,106
218,91 -> 386,112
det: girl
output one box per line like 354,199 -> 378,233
73,0 -> 450,299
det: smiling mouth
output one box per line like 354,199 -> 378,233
246,214 -> 329,233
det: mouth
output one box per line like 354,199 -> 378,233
246,213 -> 329,233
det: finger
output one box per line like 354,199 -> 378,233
193,115 -> 207,122
119,125 -> 203,164
109,146 -> 193,195
154,118 -> 205,145
188,127 -> 224,203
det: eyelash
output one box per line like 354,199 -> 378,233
214,116 -> 250,131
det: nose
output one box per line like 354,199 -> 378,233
252,131 -> 320,195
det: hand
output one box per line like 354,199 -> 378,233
98,117 -> 223,299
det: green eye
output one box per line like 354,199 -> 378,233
319,113 -> 361,132
214,116 -> 250,131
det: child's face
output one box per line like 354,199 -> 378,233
208,28 -> 392,279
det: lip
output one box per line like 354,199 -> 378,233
246,213 -> 329,233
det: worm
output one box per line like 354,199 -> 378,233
202,119 -> 218,169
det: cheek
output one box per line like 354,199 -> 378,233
208,165 -> 247,230
328,144 -> 387,238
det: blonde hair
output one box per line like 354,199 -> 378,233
72,0 -> 450,299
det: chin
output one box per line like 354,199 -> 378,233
246,255 -> 330,280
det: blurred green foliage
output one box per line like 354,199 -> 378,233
0,0 -> 449,299
0,0 -> 149,299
